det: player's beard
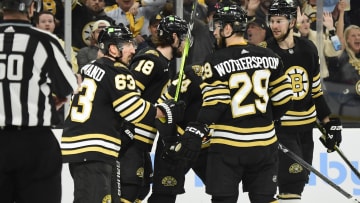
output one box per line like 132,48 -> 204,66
273,30 -> 288,42
173,47 -> 182,58
217,37 -> 226,49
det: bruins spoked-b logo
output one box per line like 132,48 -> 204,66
136,167 -> 144,178
161,176 -> 177,187
102,194 -> 111,203
286,66 -> 309,100
289,163 -> 303,174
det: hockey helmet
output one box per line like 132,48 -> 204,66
98,24 -> 135,54
0,0 -> 41,13
268,0 -> 298,19
157,15 -> 188,44
213,4 -> 248,33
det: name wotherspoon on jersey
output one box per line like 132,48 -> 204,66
214,56 -> 279,77
81,64 -> 105,81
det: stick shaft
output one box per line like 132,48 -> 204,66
174,1 -> 198,101
278,143 -> 359,201
315,122 -> 360,180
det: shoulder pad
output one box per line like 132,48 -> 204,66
114,62 -> 128,69
191,64 -> 204,77
144,49 -> 160,57
258,41 -> 267,48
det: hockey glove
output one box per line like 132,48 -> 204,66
119,121 -> 135,153
156,99 -> 185,124
172,122 -> 209,161
319,118 -> 342,153
154,119 -> 181,160
154,119 -> 177,139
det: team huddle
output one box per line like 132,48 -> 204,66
0,0 -> 344,203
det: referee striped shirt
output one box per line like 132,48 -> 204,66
0,20 -> 78,127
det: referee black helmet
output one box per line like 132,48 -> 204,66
0,0 -> 41,13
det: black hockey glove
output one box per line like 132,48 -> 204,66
171,122 -> 209,161
156,99 -> 185,124
319,118 -> 342,153
154,119 -> 181,161
119,121 -> 135,153
154,119 -> 177,139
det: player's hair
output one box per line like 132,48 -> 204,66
152,15 -> 188,47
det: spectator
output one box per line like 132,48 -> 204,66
245,17 -> 272,45
42,0 -> 65,37
76,19 -> 111,68
295,10 -> 342,78
72,0 -> 115,51
326,25 -> 360,84
104,0 -> 167,45
324,25 -> 360,124
34,11 -> 79,73
136,12 -> 163,51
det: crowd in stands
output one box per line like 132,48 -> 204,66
0,0 -> 358,124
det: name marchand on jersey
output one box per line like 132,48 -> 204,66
214,56 -> 279,77
81,63 -> 106,81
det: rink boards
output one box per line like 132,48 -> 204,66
54,128 -> 360,203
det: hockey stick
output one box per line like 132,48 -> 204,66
315,122 -> 360,180
174,0 -> 198,102
278,143 -> 360,202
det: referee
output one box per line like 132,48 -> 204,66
0,1 -> 78,203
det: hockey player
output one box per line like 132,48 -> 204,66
172,4 -> 294,203
265,0 -> 343,202
146,63 -> 208,203
116,15 -> 189,203
61,25 -> 185,203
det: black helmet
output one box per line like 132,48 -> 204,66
0,0 -> 41,13
98,24 -> 134,54
157,15 -> 188,44
213,4 -> 247,32
268,0 -> 298,19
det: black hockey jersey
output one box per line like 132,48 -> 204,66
266,37 -> 331,132
198,43 -> 293,148
129,47 -> 174,150
157,64 -> 209,148
158,64 -> 203,129
62,57 -> 157,163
